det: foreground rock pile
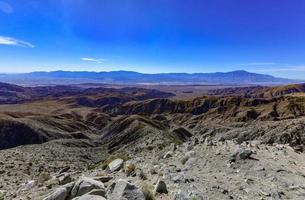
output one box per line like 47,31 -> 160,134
2,135 -> 305,199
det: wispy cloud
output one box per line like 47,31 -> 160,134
0,36 -> 34,48
255,65 -> 305,72
0,1 -> 13,14
239,62 -> 276,66
81,57 -> 105,63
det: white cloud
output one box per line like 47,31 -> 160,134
0,1 -> 13,14
0,36 -> 34,48
81,57 -> 105,63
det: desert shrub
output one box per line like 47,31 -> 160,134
142,184 -> 154,200
139,169 -> 147,180
125,163 -> 136,176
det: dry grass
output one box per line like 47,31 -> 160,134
141,184 -> 155,200
125,163 -> 136,176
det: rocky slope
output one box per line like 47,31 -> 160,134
2,135 -> 305,199
208,83 -> 305,98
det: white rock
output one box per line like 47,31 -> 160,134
106,159 -> 124,173
163,151 -> 173,159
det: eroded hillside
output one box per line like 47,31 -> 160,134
0,82 -> 305,199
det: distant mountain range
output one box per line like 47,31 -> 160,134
0,70 -> 301,85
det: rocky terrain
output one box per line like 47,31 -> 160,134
2,135 -> 305,200
0,82 -> 305,199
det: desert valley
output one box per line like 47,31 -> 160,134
0,73 -> 305,199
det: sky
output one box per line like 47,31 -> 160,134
0,0 -> 305,79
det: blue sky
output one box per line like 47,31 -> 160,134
0,0 -> 305,79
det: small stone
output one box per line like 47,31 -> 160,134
229,153 -> 238,163
260,190 -> 270,197
163,151 -> 173,159
244,178 -> 254,184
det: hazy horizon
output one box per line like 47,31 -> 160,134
1,0 -> 305,79
0,69 -> 299,79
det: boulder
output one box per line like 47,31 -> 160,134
154,180 -> 168,194
43,182 -> 74,200
70,177 -> 105,198
106,159 -> 124,173
108,179 -> 145,200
